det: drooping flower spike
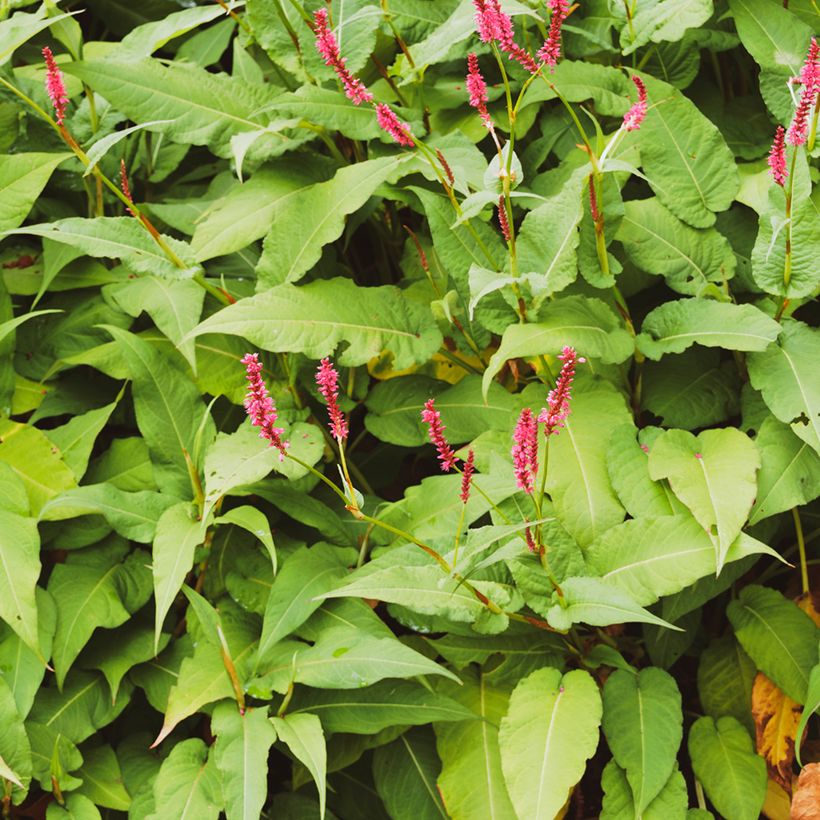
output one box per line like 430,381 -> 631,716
768,126 -> 788,187
375,103 -> 414,147
512,407 -> 538,494
42,47 -> 69,126
622,76 -> 648,132
315,358 -> 348,441
472,0 -> 538,74
538,346 -> 584,437
787,37 -> 819,146
421,398 -> 459,471
460,450 -> 475,504
313,9 -> 373,105
242,353 -> 289,458
537,0 -> 569,69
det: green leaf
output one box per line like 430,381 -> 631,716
187,278 -> 442,370
601,760 -> 688,820
648,428 -> 760,572
795,660 -> 820,765
727,585 -> 820,703
152,502 -> 205,651
0,510 -> 40,654
373,727 -> 447,820
697,635 -> 756,734
117,4 -> 227,57
498,668 -> 602,820
687,716 -> 766,820
75,743 -> 131,811
82,121 -> 173,176
65,58 -> 282,159
435,668 -> 516,820
747,320 -> 820,456
287,680 -> 477,734
273,85 -> 383,140
216,506 -> 276,574
271,713 -> 326,819
9,218 -> 200,280
212,702 -> 276,820
145,738 -> 222,820
636,298 -> 781,360
45,402 -> 117,481
0,153 -> 72,233
638,75 -> 739,228
602,668 -> 683,812
750,415 -> 820,524
0,677 -> 31,802
256,155 -> 415,287
621,0 -> 713,54
45,794 -> 102,820
482,298 -> 634,396
617,198 -> 736,295
0,8 -> 79,63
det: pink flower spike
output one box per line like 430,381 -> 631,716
316,358 -> 348,441
421,398 -> 459,471
242,353 -> 289,458
375,103 -> 414,147
42,47 -> 69,126
768,126 -> 788,187
497,196 -> 511,243
622,76 -> 648,132
795,37 -> 819,95
466,53 -> 492,129
313,8 -> 373,105
460,450 -> 475,504
538,346 -> 584,437
537,0 -> 568,70
473,0 -> 538,74
787,88 -> 814,146
512,407 -> 538,494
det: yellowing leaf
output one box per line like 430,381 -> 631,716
797,593 -> 820,628
791,762 -> 820,820
751,672 -> 801,790
761,777 -> 790,820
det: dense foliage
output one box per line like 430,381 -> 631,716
1,0 -> 819,818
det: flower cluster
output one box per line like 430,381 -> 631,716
472,0 -> 538,73
512,408 -> 538,494
768,126 -> 788,187
42,47 -> 69,126
460,450 -> 475,504
787,37 -> 819,147
537,0 -> 569,69
421,398 -> 459,471
622,76 -> 648,131
119,160 -> 137,217
316,358 -> 348,441
539,346 -> 583,436
242,353 -> 288,458
466,53 -> 492,129
375,104 -> 414,147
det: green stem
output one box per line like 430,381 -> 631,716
216,624 -> 246,714
793,507 -> 809,596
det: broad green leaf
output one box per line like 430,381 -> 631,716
66,58 -> 283,159
601,760 -> 688,820
520,60 -> 632,115
271,713 -> 326,819
621,0 -> 713,54
617,198 -> 736,295
45,402 -> 117,480
212,703 -> 276,820
152,502 -> 205,651
256,155 -> 415,287
546,577 -> 680,632
45,793 -> 102,820
216,506 -> 276,574
587,515 -> 778,606
146,739 -> 222,820
273,85 -> 383,140
727,585 -> 820,703
0,9 -> 79,64
86,438 -> 156,493
104,326 -> 214,497
747,320 -> 820,456
82,121 -> 172,176
750,416 -> 820,524
256,544 -> 350,669
602,668 -> 682,812
27,720 -> 83,794
187,278 -> 442,370
9,218 -> 199,280
639,75 -> 739,228
648,428 -> 760,571
286,680 -> 477,734
0,510 -> 40,654
636,298 -> 780,360
0,153 -> 71,233
435,668 -> 516,820
75,743 -> 131,811
39,485 -> 177,543
795,660 -> 820,765
48,548 -> 152,688
688,716 -> 766,820
698,635 -> 756,734
498,668 -> 602,820
482,298 -> 634,396
0,677 -> 31,803
373,727 -> 447,820
117,4 -> 226,57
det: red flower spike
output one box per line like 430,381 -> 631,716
375,103 -> 414,147
460,450 -> 475,504
42,47 -> 69,126
588,176 -> 600,223
623,76 -> 648,132
768,127 -> 788,187
538,346 -> 584,437
512,407 -> 538,494
466,53 -> 493,130
537,0 -> 569,70
421,398 -> 459,472
436,149 -> 455,185
497,196 -> 511,243
787,89 -> 814,146
242,353 -> 289,458
315,358 -> 348,441
313,9 -> 373,105
472,0 -> 538,74
119,160 -> 137,217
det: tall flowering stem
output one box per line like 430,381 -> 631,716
242,353 -> 289,458
421,398 -> 459,472
313,9 -> 373,105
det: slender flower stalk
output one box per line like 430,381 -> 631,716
537,0 -> 569,69
460,450 -> 475,504
42,47 -> 69,125
119,160 -> 137,217
375,103 -> 414,146
538,347 -> 583,436
421,398 -> 459,471
313,9 -> 373,105
242,353 -> 289,458
622,76 -> 648,131
315,358 -> 348,441
512,408 -> 538,494
768,126 -> 788,186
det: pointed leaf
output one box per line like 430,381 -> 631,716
146,739 -> 222,820
0,510 -> 40,654
0,152 -> 72,233
271,713 -> 326,819
601,760 -> 688,820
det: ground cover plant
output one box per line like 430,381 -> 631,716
0,0 -> 819,817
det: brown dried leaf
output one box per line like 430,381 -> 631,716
753,672 -> 803,790
796,593 -> 820,628
791,762 -> 820,820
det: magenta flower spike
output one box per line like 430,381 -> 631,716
375,103 -> 414,147
421,398 -> 459,471
460,450 -> 475,504
313,9 -> 373,105
315,358 -> 348,441
538,346 -> 583,437
512,407 -> 538,494
623,76 -> 648,131
537,0 -> 569,70
42,47 -> 69,125
768,126 -> 788,187
242,353 -> 289,458
787,90 -> 814,146
466,53 -> 492,129
795,37 -> 819,93
472,0 -> 538,74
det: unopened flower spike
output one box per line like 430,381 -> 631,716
623,76 -> 648,131
768,127 -> 788,187
242,353 -> 289,458
42,47 -> 69,126
119,160 -> 137,217
421,398 -> 459,471
537,0 -> 569,70
315,358 -> 348,441
512,407 -> 538,494
497,196 -> 511,243
538,346 -> 584,437
313,9 -> 373,105
460,450 -> 475,504
375,103 -> 414,147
